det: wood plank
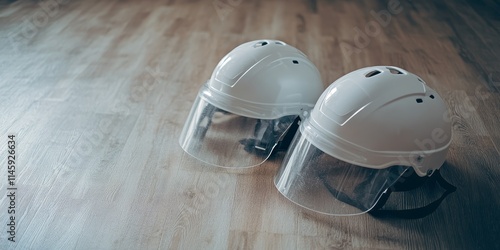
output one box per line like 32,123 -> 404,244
0,0 -> 499,249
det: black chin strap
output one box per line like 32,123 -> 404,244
369,170 -> 457,219
194,105 -> 227,140
239,116 -> 300,155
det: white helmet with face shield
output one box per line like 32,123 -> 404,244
179,40 -> 324,168
275,66 -> 455,217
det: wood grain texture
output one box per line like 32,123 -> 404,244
0,0 -> 499,249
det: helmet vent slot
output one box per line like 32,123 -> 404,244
365,70 -> 381,78
275,41 -> 285,45
292,60 -> 299,64
430,95 -> 435,99
416,98 -> 423,103
254,41 -> 268,47
387,67 -> 403,74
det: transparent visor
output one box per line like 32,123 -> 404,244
179,95 -> 297,168
274,131 -> 409,215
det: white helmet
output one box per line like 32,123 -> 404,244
275,66 -> 454,216
179,40 -> 324,168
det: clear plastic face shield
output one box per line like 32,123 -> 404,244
274,130 -> 410,216
179,85 -> 299,168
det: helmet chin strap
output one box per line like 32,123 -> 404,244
193,104 -> 218,140
320,166 -> 456,219
195,101 -> 301,156
276,116 -> 301,151
368,169 -> 457,219
239,116 -> 301,156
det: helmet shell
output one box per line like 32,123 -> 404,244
306,66 -> 452,176
204,40 -> 324,119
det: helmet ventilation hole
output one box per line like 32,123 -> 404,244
430,94 -> 435,99
275,41 -> 285,45
418,78 -> 424,83
292,60 -> 299,64
387,67 -> 403,74
416,98 -> 423,103
365,70 -> 381,78
254,41 -> 269,47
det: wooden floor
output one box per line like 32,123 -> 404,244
1,0 -> 499,249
